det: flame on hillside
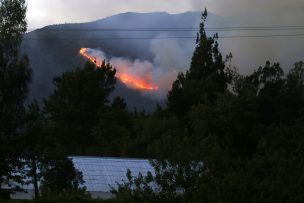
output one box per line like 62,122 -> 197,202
79,48 -> 158,91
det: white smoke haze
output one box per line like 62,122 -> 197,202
83,35 -> 194,100
25,5 -> 304,108
111,58 -> 154,82
84,48 -> 155,87
27,0 -> 304,75
148,34 -> 194,99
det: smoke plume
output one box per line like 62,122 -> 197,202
82,35 -> 194,100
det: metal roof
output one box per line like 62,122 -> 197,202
70,156 -> 154,192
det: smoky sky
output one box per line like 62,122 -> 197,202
27,0 -> 304,29
27,0 -> 205,29
24,0 -> 304,104
26,0 -> 304,74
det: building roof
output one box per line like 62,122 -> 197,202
70,156 -> 154,192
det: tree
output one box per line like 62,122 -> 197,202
0,0 -> 31,195
113,169 -> 156,203
0,0 -> 27,60
112,9 -> 230,202
40,157 -> 88,198
185,61 -> 304,203
92,97 -> 134,156
44,61 -> 116,154
112,9 -> 304,203
167,9 -> 232,118
284,61 -> 304,124
126,9 -> 233,201
244,61 -> 285,126
22,101 -> 47,199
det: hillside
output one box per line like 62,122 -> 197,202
21,11 -> 224,110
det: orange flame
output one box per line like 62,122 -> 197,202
79,48 -> 158,91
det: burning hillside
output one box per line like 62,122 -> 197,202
79,48 -> 158,91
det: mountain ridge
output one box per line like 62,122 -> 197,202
21,11 -> 219,111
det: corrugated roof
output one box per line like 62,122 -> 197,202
70,156 -> 154,192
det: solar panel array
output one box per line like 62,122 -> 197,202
70,156 -> 154,192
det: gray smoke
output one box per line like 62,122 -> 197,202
208,0 -> 304,73
83,35 -> 194,100
23,9 -> 304,109
148,34 -> 194,99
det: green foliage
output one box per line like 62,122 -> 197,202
182,61 -> 304,202
167,9 -> 233,118
92,97 -> 133,156
112,9 -> 304,203
2,4 -> 304,202
44,61 -> 116,154
40,158 -> 89,199
112,169 -> 156,202
132,113 -> 188,159
22,101 -> 47,199
0,0 -> 31,194
0,0 -> 27,60
114,59 -> 304,202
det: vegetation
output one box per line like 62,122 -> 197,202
44,61 -> 116,155
39,158 -> 89,198
0,0 -> 85,200
1,0 -> 304,202
106,10 -> 304,203
0,0 -> 31,197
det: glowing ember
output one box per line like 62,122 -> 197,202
79,48 -> 158,91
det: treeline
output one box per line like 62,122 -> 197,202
112,11 -> 304,203
0,0 -> 89,200
1,0 -> 304,202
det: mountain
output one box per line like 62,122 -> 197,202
22,11 -> 304,110
21,11 -> 224,110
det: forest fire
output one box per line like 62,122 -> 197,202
79,48 -> 158,91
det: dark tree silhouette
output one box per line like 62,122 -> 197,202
0,0 -> 31,195
167,9 -> 232,118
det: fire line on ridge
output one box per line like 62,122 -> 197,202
79,48 -> 159,91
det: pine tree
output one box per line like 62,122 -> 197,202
44,61 -> 116,155
167,9 -> 232,118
